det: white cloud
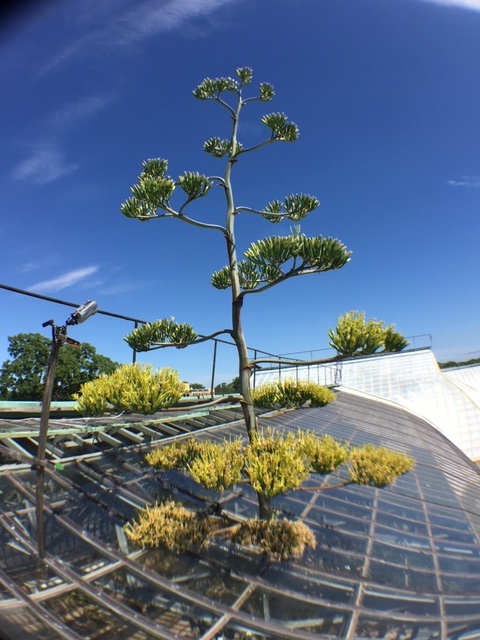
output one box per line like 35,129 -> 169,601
46,95 -> 114,129
18,261 -> 45,274
447,176 -> 480,187
12,95 -> 111,185
115,0 -> 239,42
39,0 -> 240,75
12,144 -> 80,185
29,266 -> 100,293
37,41 -> 86,78
419,0 -> 480,11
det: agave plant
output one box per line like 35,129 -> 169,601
121,66 -> 351,445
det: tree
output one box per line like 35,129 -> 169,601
73,364 -> 186,416
215,376 -> 240,395
328,311 -> 409,357
439,357 -> 480,369
125,429 -> 414,558
0,333 -> 118,401
188,382 -> 206,390
120,67 -> 351,444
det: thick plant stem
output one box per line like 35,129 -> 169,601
258,494 -> 273,521
223,86 -> 258,443
232,295 -> 258,442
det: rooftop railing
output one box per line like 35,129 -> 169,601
0,283 -> 433,394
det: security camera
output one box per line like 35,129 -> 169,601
67,300 -> 98,326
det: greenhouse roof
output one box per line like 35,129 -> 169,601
0,392 -> 479,639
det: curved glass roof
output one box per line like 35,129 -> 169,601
254,349 -> 480,461
0,391 -> 479,639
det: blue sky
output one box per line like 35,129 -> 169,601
1,0 -> 479,385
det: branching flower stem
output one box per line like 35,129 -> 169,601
236,138 -> 275,157
238,264 -> 319,299
166,203 -> 227,236
214,96 -> 236,117
293,480 -> 354,492
235,206 -> 290,221
134,329 -> 233,351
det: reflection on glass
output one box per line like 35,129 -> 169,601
362,589 -> 438,616
262,565 -> 355,605
368,562 -> 437,591
93,567 -> 218,635
44,589 -> 157,639
240,587 -> 349,636
372,542 -> 434,570
355,616 -> 440,639
138,548 -> 248,606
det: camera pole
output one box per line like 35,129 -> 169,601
34,301 -> 97,559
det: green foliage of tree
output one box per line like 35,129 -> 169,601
328,311 -> 409,358
125,428 -> 414,559
347,444 -> 414,487
252,379 -> 335,409
124,500 -> 221,552
189,440 -> 244,492
120,66 -> 351,442
146,437 -> 203,470
438,357 -> 480,369
215,376 -> 240,395
298,432 -> 350,475
73,363 -> 186,416
383,326 -> 409,353
230,518 -> 316,561
0,333 -> 117,401
245,429 -> 311,508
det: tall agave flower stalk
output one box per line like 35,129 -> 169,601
121,67 -> 351,442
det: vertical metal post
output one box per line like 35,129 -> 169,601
210,339 -> 218,398
35,300 -> 97,560
36,328 -> 62,559
253,350 -> 257,390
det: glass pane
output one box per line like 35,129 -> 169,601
446,621 -> 480,639
441,574 -> 480,594
438,555 -> 480,575
0,526 -> 60,595
240,587 -> 349,636
43,589 -> 158,639
92,567 -> 218,635
355,617 -> 440,639
368,561 -> 437,591
376,511 -> 428,537
312,524 -> 367,555
362,588 -> 438,616
139,548 -> 248,605
431,526 -> 477,545
303,546 -> 366,577
262,565 -> 355,604
375,525 -> 431,550
0,606 -> 68,640
445,596 -> 480,616
306,504 -> 371,534
372,542 -> 434,570
218,621 -> 289,639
